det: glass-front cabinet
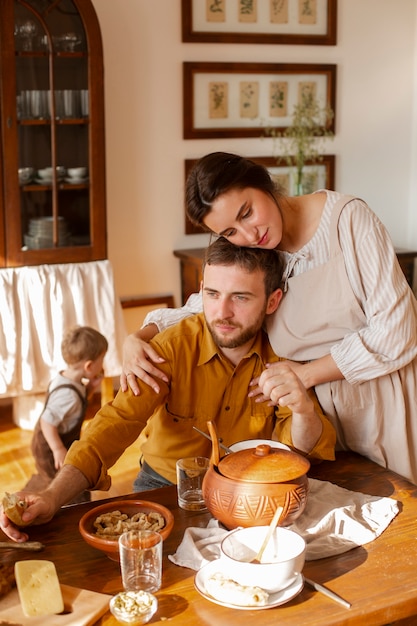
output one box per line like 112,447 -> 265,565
0,0 -> 106,267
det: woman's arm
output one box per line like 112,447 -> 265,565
331,202 -> 417,383
121,291 -> 203,394
249,354 -> 344,405
281,354 -> 344,389
140,291 -> 202,332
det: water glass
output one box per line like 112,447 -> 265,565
119,530 -> 162,593
176,456 -> 209,511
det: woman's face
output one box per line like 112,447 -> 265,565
203,187 -> 283,249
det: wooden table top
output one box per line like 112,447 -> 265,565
2,451 -> 417,625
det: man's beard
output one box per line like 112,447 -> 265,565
207,308 -> 266,349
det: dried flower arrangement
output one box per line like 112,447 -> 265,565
265,88 -> 334,195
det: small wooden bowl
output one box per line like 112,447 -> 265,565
79,500 -> 174,561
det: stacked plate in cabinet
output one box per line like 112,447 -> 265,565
24,217 -> 71,249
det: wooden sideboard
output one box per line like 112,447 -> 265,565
174,247 -> 417,305
173,248 -> 205,304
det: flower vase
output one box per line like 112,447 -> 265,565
294,169 -> 304,196
295,182 -> 303,196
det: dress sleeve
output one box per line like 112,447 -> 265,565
330,201 -> 417,383
141,291 -> 203,333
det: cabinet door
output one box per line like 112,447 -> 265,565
0,0 -> 106,267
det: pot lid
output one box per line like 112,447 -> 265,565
218,444 -> 310,483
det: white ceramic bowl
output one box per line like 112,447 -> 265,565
229,439 -> 291,453
37,166 -> 66,180
37,167 -> 53,179
67,166 -> 87,178
18,167 -> 35,184
220,526 -> 306,594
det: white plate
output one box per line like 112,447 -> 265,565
65,176 -> 89,184
194,560 -> 303,610
229,439 -> 291,453
34,177 -> 65,184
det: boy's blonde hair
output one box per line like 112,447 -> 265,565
61,326 -> 108,365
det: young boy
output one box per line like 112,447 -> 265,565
25,326 -> 108,503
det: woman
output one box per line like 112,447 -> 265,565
123,152 -> 417,483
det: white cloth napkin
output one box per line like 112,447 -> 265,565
168,478 -> 399,569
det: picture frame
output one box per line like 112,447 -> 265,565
184,154 -> 335,234
182,0 -> 337,46
183,62 -> 336,139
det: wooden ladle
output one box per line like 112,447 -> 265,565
251,505 -> 284,563
207,420 -> 221,467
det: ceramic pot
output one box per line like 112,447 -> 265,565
201,422 -> 310,529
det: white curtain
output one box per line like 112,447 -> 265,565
0,260 -> 126,396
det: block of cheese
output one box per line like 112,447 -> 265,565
14,560 -> 64,617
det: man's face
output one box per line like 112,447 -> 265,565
202,263 -> 269,350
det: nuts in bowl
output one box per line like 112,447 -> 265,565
110,590 -> 157,625
79,500 -> 174,561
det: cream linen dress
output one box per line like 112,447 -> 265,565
267,192 -> 417,483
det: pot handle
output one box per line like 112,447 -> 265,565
207,420 -> 220,467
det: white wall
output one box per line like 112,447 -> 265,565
91,0 -> 417,306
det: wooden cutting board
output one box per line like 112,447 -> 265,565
0,584 -> 110,625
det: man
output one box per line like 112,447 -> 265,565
1,238 -> 335,542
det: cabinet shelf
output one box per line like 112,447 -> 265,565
18,119 -> 89,125
16,51 -> 87,57
22,183 -> 89,191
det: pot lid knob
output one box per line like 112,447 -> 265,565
218,444 -> 310,482
253,444 -> 273,457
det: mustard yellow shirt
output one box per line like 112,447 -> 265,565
65,313 -> 335,488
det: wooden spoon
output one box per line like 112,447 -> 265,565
251,505 -> 284,564
207,420 -> 221,467
0,541 -> 44,551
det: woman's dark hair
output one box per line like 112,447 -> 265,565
204,237 -> 284,296
186,152 -> 279,230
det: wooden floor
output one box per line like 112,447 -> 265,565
0,395 -> 141,501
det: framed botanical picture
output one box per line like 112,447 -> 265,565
184,154 -> 335,234
183,62 -> 336,139
182,0 -> 337,45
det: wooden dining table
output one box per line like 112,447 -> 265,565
2,451 -> 417,625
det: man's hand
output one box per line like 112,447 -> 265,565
0,491 -> 57,542
1,465 -> 90,542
